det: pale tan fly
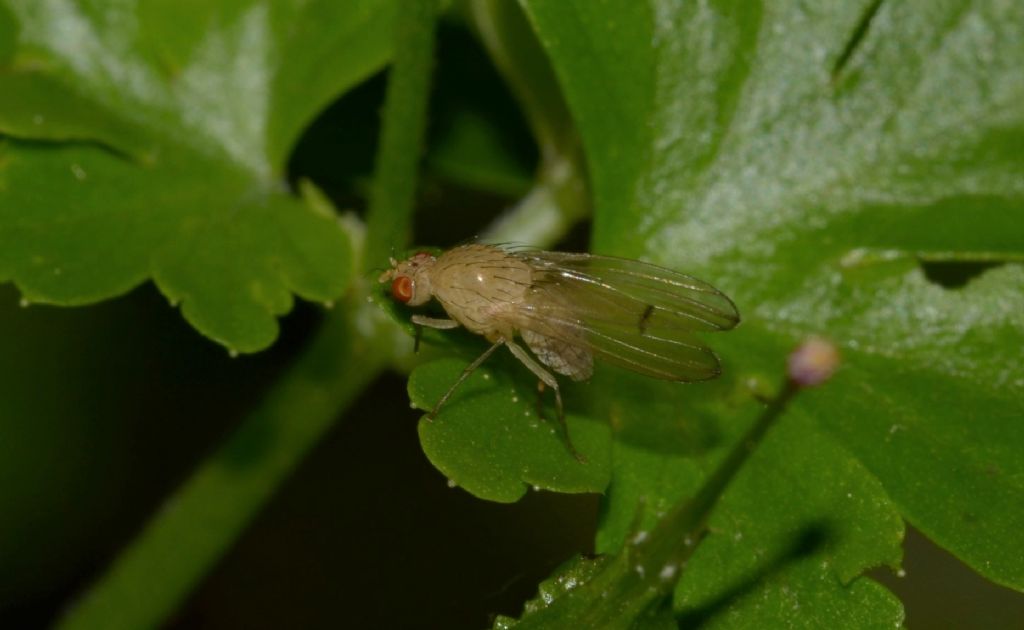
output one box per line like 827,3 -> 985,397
380,244 -> 740,458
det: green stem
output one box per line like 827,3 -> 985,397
637,381 -> 798,578
514,379 -> 800,629
55,301 -> 392,630
469,0 -> 590,248
466,0 -> 575,165
481,155 -> 587,246
363,0 -> 441,268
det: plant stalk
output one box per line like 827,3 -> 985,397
363,0 -> 441,269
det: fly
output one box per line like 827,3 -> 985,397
379,244 -> 740,459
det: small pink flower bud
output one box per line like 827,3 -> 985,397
788,337 -> 840,387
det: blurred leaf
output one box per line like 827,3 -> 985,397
425,18 -> 536,196
0,0 -> 397,351
427,106 -> 534,196
465,0 -> 575,165
466,0 -> 589,243
474,0 -> 1024,624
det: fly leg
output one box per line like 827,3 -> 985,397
505,340 -> 584,463
411,315 -> 460,353
427,338 -> 503,420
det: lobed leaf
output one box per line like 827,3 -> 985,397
0,0 -> 397,351
409,354 -> 610,503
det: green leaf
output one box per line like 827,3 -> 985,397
503,0 -> 1024,623
491,375 -> 905,629
0,0 -> 397,351
409,354 -> 610,502
672,415 -> 904,626
491,555 -> 615,630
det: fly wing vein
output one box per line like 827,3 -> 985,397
518,251 -> 740,333
482,249 -> 737,381
510,297 -> 722,382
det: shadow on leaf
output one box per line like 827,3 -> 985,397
676,522 -> 831,628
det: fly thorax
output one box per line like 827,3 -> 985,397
430,248 -> 532,336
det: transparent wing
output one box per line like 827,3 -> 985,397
508,251 -> 740,381
521,251 -> 739,331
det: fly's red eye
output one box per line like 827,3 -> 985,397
391,276 -> 413,303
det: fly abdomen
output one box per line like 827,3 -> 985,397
522,329 -> 593,381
